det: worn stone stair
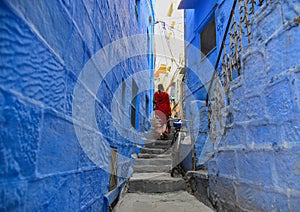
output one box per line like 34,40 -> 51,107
133,164 -> 171,173
134,157 -> 172,166
139,147 -> 168,154
144,139 -> 172,149
128,172 -> 186,193
130,138 -> 186,193
114,134 -> 214,212
137,153 -> 171,159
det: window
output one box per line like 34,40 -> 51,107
145,95 -> 149,117
144,95 -> 150,131
122,79 -> 126,106
131,80 -> 138,128
135,0 -> 140,21
146,29 -> 150,64
200,17 -> 216,57
109,147 -> 118,191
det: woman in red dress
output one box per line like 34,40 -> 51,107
153,84 -> 171,138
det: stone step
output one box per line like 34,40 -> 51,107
138,153 -> 171,159
145,139 -> 172,145
114,191 -> 214,212
134,157 -> 172,166
145,132 -> 175,141
128,172 -> 186,193
140,147 -> 169,154
133,164 -> 171,173
144,140 -> 172,149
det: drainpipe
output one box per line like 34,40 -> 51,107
103,165 -> 133,211
103,180 -> 127,212
149,18 -> 154,114
148,0 -> 155,114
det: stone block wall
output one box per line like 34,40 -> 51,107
0,0 -> 152,210
208,0 -> 300,211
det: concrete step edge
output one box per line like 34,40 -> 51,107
137,153 -> 171,158
130,176 -> 185,182
134,158 -> 172,164
128,179 -> 186,193
140,148 -> 169,154
133,165 -> 171,173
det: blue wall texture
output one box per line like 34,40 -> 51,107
0,0 -> 153,210
183,0 -> 220,168
209,1 -> 300,210
183,0 -> 300,210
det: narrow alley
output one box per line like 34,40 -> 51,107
1,0 -> 300,211
113,119 -> 212,212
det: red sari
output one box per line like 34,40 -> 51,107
154,91 -> 171,131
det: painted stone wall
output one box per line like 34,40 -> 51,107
0,0 -> 153,210
208,1 -> 300,210
183,0 -> 219,168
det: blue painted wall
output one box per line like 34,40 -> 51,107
209,1 -> 300,210
182,0 -> 300,210
0,0 -> 154,210
182,0 -> 220,168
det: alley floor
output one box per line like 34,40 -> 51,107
114,191 -> 213,212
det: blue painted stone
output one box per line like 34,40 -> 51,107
207,159 -> 218,176
8,0 -> 74,58
236,183 -> 289,211
243,50 -> 265,91
280,120 -> 300,143
281,0 -> 300,23
245,96 -> 264,120
195,133 -> 209,163
265,79 -> 293,122
266,24 -> 300,80
217,150 -> 237,177
223,125 -> 245,147
25,174 -> 80,211
0,0 -> 157,210
185,0 -> 300,210
0,89 -> 41,180
251,2 -> 283,43
0,181 -> 27,211
0,2 -> 66,112
65,72 -> 78,117
80,169 -> 109,210
63,30 -> 88,77
274,147 -> 300,191
231,86 -> 248,122
237,151 -> 273,186
294,70 -> 300,107
289,195 -> 300,212
247,124 -> 279,146
37,111 -> 80,175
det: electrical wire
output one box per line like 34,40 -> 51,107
161,25 -> 181,68
151,0 -> 185,80
157,23 -> 169,66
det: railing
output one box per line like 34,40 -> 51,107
207,0 -> 272,106
206,0 -> 271,144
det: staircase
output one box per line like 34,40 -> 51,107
129,138 -> 186,193
113,131 -> 214,211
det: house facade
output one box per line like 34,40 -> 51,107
179,0 -> 300,210
0,0 -> 154,210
